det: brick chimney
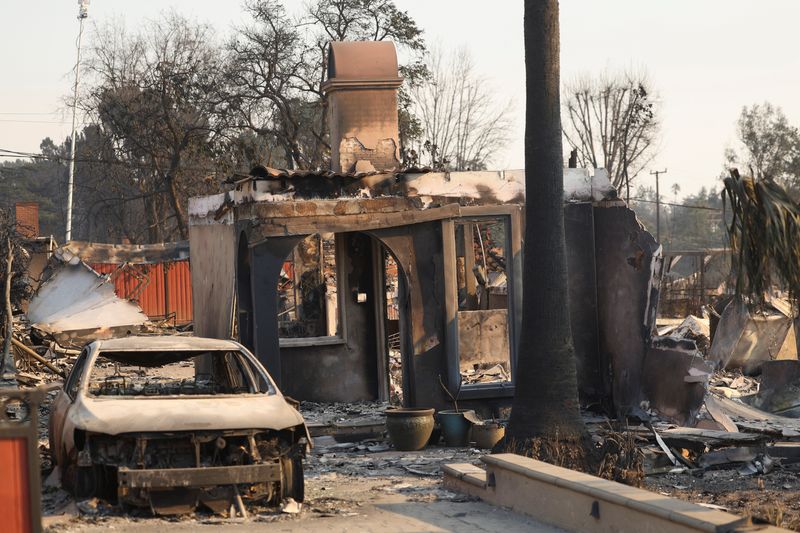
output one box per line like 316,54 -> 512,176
322,41 -> 403,173
15,202 -> 39,238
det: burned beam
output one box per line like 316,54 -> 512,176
249,203 -> 462,240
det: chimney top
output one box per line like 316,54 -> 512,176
325,41 -> 402,84
323,41 -> 403,173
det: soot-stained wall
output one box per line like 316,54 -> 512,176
593,204 -> 661,416
250,232 -> 379,402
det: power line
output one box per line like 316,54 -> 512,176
0,112 -> 61,116
629,197 -> 722,212
0,147 -> 221,174
0,119 -> 73,124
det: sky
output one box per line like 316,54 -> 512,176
1,1 -> 799,198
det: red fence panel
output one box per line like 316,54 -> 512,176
90,260 -> 193,324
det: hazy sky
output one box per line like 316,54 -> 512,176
1,1 -> 799,198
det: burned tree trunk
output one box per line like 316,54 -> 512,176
506,0 -> 585,442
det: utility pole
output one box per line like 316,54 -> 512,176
65,0 -> 90,243
650,168 -> 667,243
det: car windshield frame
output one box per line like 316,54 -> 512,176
77,343 -> 277,399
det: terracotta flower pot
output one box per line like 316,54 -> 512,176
385,408 -> 435,451
473,422 -> 505,449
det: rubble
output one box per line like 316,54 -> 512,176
460,363 -> 511,385
660,314 -> 711,354
709,298 -> 797,374
751,360 -> 800,417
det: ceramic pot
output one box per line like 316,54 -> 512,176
385,408 -> 435,451
473,422 -> 505,449
438,409 -> 475,447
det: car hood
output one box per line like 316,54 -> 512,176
69,394 -> 306,435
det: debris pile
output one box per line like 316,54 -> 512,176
460,363 -> 510,385
659,314 -> 711,354
388,347 -> 402,405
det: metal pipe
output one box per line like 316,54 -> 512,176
65,6 -> 88,242
650,168 -> 667,243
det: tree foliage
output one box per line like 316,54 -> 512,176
5,1 -> 520,244
722,170 -> 800,305
0,146 -> 66,238
726,102 -> 800,198
562,70 -> 660,195
81,13 -> 233,241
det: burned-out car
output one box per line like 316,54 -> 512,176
49,336 -> 309,514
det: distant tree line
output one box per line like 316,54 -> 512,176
1,0 -> 512,244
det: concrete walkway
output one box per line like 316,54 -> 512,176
58,498 -> 560,532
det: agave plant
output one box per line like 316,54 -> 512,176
722,169 -> 800,309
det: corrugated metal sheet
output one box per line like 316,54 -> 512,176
91,260 -> 193,324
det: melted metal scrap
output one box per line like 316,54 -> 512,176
27,262 -> 148,346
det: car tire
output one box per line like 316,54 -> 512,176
280,455 -> 304,503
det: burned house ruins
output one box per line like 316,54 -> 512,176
188,41 -> 691,421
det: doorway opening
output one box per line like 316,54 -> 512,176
372,240 -> 409,406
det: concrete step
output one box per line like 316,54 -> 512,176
443,453 -> 792,533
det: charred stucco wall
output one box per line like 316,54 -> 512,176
563,203 -> 604,407
593,203 -> 661,417
279,233 -> 379,402
247,233 -> 377,402
238,216 -> 450,405
371,223 -> 451,410
189,223 -> 236,340
457,310 -> 510,372
642,342 -> 710,425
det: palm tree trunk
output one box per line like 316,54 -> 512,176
506,0 -> 585,441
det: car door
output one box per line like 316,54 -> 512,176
49,348 -> 88,465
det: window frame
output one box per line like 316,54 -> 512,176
65,348 -> 89,401
278,233 -> 348,348
442,206 -> 523,399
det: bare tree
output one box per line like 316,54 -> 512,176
562,70 -> 659,196
80,13 -> 233,242
409,47 -> 513,171
0,210 -> 32,380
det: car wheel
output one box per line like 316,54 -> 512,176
280,454 -> 304,503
